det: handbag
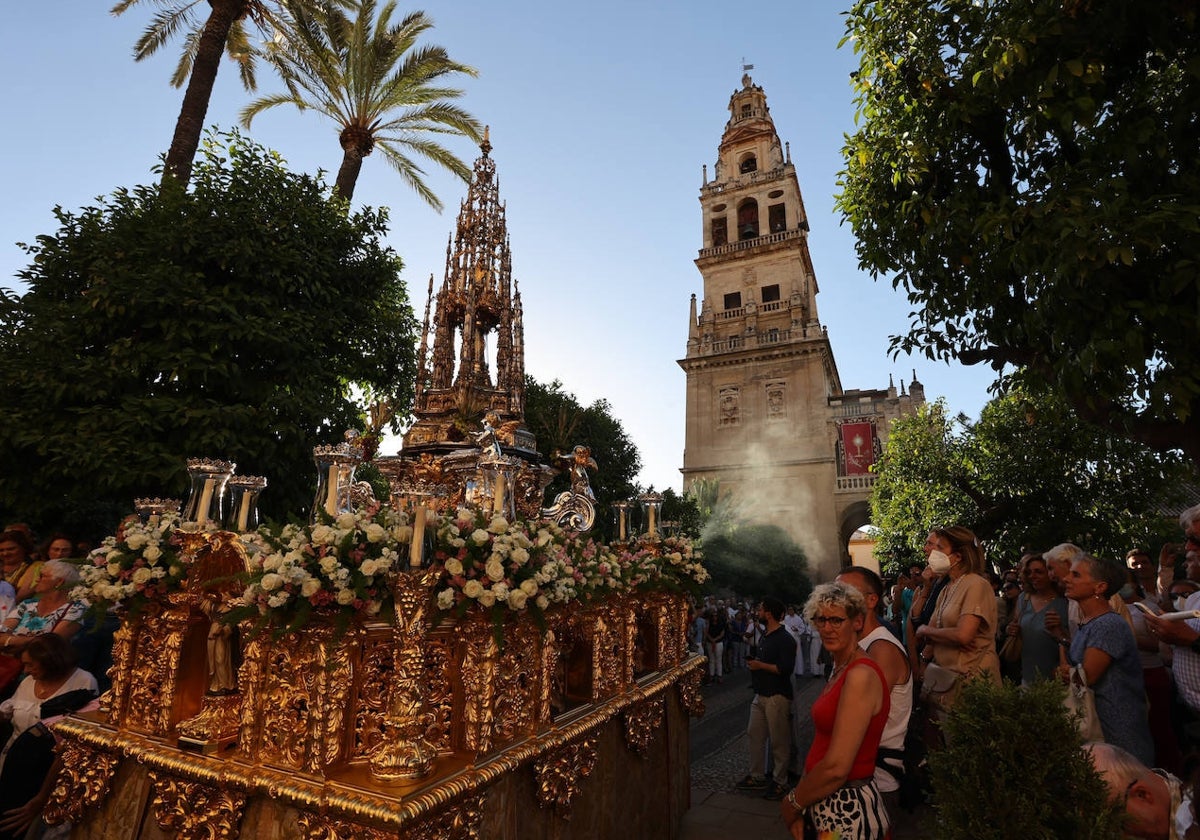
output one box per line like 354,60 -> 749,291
1063,663 -> 1104,742
919,661 -> 963,708
999,595 -> 1026,663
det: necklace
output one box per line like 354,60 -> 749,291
33,677 -> 66,700
827,652 -> 859,684
934,575 -> 965,628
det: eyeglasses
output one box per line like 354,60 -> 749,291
811,615 -> 847,628
1123,776 -> 1140,810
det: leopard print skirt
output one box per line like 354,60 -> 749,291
808,778 -> 889,840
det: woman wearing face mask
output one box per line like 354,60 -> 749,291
914,526 -> 1001,717
1125,570 -> 1181,773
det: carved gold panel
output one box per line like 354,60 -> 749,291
622,696 -> 664,755
149,770 -> 246,840
42,740 -> 120,826
533,735 -> 598,819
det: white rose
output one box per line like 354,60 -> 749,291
520,579 -> 538,597
260,573 -> 283,591
142,545 -> 162,563
300,579 -> 322,598
263,553 -> 283,572
106,562 -> 122,577
451,538 -> 466,549
319,556 -> 340,575
365,523 -> 387,543
359,559 -> 380,577
477,591 -> 496,608
485,560 -> 505,582
471,529 -> 490,546
508,589 -> 528,610
491,582 -> 509,601
487,517 -> 509,534
463,580 -> 484,599
536,595 -> 550,610
444,558 -> 464,576
436,588 -> 456,610
335,512 -> 357,530
336,588 -> 356,605
310,525 -> 333,544
511,548 -> 529,566
131,567 -> 153,586
125,532 -> 149,550
267,593 -> 289,608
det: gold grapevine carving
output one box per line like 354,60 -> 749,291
42,741 -> 120,825
533,735 -> 599,819
623,696 -> 664,755
149,770 -> 246,840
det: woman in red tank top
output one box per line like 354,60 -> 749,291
780,581 -> 891,840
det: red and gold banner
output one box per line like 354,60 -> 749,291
840,422 -> 876,475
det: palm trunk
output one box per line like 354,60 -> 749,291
334,150 -> 364,203
163,0 -> 247,185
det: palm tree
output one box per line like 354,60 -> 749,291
241,0 -> 483,207
112,0 -> 294,184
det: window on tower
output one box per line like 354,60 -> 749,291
739,155 -> 758,174
723,292 -> 742,310
768,203 -> 786,232
737,199 -> 759,240
761,284 -> 780,303
711,217 -> 728,247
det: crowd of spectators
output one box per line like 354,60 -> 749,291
714,502 -> 1200,839
0,524 -> 103,840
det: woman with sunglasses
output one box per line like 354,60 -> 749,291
780,582 -> 890,840
914,526 -> 1001,716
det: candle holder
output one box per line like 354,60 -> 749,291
182,459 -> 236,526
611,501 -> 634,545
134,498 -> 181,522
479,455 -> 520,521
638,492 -> 663,540
310,445 -> 361,524
225,476 -> 268,533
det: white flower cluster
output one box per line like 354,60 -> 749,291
75,513 -> 185,607
242,507 -> 409,622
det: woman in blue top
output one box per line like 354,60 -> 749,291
1004,554 -> 1069,685
1056,553 -> 1153,765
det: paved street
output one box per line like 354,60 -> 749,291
684,666 -> 929,839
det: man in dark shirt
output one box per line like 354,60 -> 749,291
735,596 -> 797,800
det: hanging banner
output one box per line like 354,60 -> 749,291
840,422 -> 876,475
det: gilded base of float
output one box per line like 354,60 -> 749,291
56,658 -> 702,840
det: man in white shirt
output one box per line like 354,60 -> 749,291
1145,504 -> 1200,715
837,566 -> 914,823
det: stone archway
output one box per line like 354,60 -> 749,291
837,500 -> 873,569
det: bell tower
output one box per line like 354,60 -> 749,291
680,73 -> 917,583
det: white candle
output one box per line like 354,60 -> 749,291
197,479 -> 215,525
619,510 -> 627,542
236,492 -> 252,532
324,465 -> 339,517
648,505 -> 657,538
410,506 -> 426,567
493,475 -> 506,517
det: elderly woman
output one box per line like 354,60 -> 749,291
0,561 -> 85,658
780,582 -> 890,840
1055,554 -> 1153,765
915,526 -> 1001,714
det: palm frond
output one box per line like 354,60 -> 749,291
131,7 -> 200,61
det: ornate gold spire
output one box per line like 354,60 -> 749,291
402,135 -> 534,455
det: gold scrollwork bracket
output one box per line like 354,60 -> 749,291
297,813 -> 396,840
42,740 -> 121,826
677,662 -> 706,718
533,734 -> 599,820
149,770 -> 246,840
622,695 -> 664,756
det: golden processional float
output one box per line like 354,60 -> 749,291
51,136 -> 707,840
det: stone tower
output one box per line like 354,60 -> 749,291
679,75 -> 922,582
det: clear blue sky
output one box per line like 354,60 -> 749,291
0,1 -> 994,493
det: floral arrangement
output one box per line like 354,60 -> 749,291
431,509 -> 707,627
233,507 -> 411,634
75,512 -> 188,614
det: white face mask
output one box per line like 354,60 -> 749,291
928,550 -> 952,575
1175,791 -> 1194,839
